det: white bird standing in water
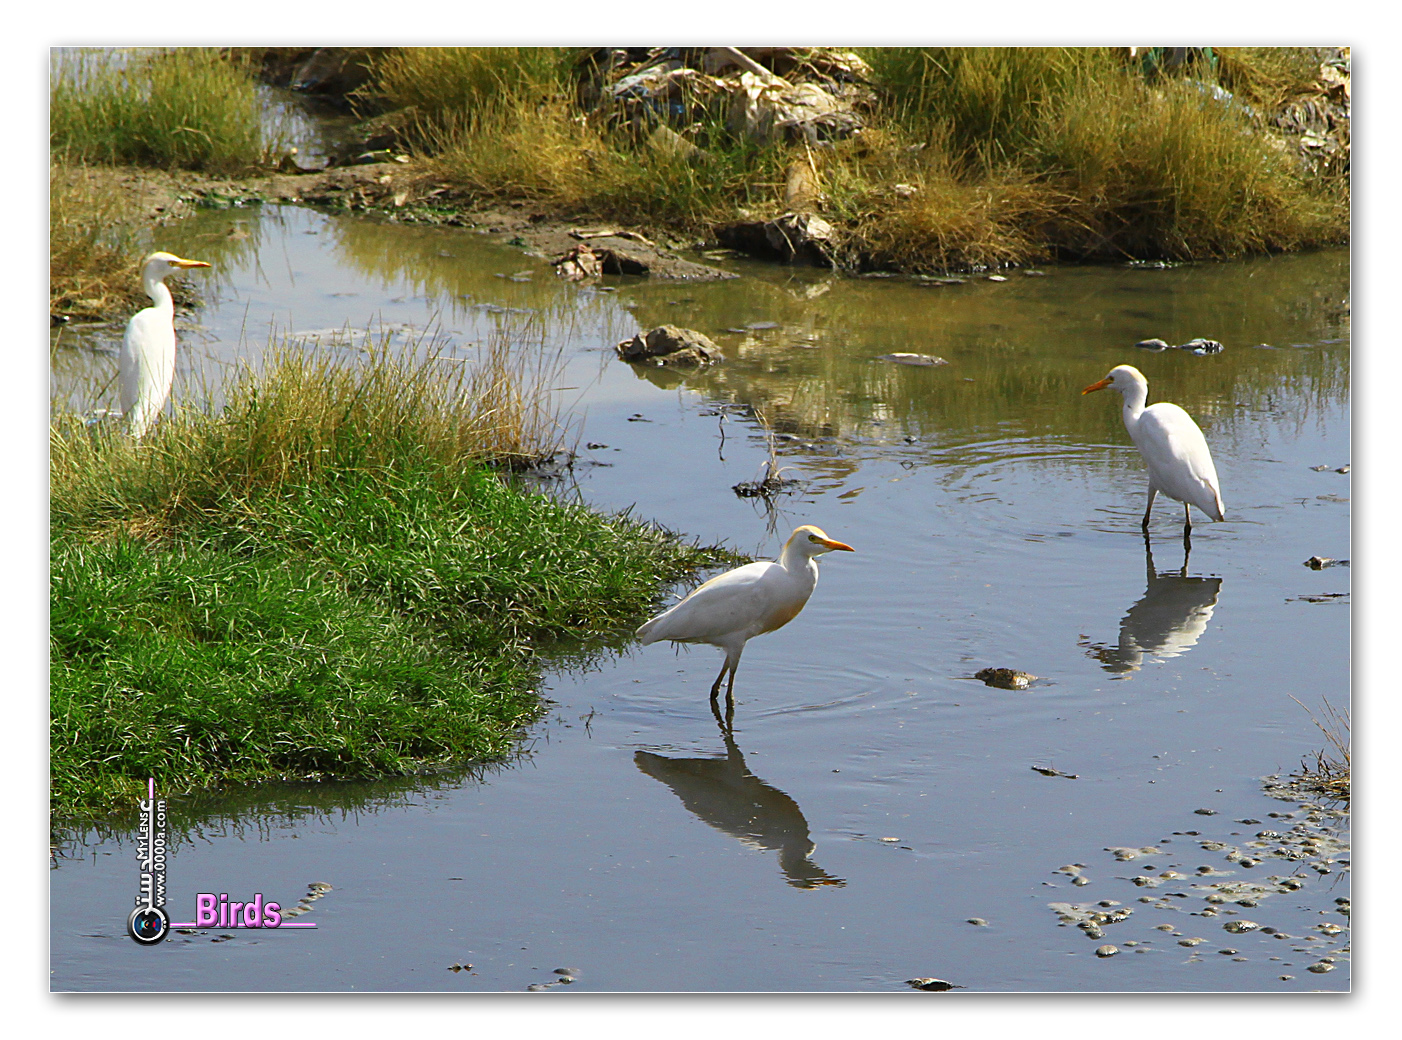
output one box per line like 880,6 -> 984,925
637,525 -> 855,705
1083,364 -> 1225,530
120,251 -> 211,438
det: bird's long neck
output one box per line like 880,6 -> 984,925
778,539 -> 812,574
1119,380 -> 1149,427
142,271 -> 174,312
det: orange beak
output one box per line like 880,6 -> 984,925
821,538 -> 855,552
172,258 -> 211,269
1081,377 -> 1112,395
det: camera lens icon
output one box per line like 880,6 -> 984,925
128,906 -> 169,945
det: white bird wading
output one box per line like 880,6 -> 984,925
637,525 -> 855,712
1083,364 -> 1225,531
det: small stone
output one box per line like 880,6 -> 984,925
973,667 -> 1036,690
906,977 -> 957,991
1095,945 -> 1119,958
1307,962 -> 1336,974
1194,808 -> 1218,816
1179,938 -> 1206,947
1279,975 -> 1294,981
967,918 -> 988,927
1224,921 -> 1260,934
1219,949 -> 1238,955
554,967 -> 581,976
875,353 -> 948,367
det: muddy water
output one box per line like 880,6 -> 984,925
50,202 -> 1350,992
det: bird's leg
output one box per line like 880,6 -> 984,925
709,661 -> 728,702
1141,486 -> 1158,530
724,645 -> 743,699
1182,518 -> 1193,558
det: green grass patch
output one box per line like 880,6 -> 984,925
51,337 -> 729,817
51,48 -> 285,174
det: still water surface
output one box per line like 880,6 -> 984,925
50,203 -> 1350,991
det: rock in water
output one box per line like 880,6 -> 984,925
974,667 -> 1036,690
617,325 -> 725,366
876,353 -> 948,367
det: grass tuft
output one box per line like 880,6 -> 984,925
51,48 -> 285,174
1289,696 -> 1350,803
51,331 -> 728,816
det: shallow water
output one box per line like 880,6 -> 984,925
50,201 -> 1350,992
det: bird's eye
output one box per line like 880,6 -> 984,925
807,534 -> 819,542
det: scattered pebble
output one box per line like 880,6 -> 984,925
1223,920 -> 1260,934
1107,846 -> 1160,862
967,918 -> 988,927
554,967 -> 581,976
1307,962 -> 1336,974
1095,945 -> 1118,958
1194,809 -> 1218,816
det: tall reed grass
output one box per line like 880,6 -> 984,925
50,48 -> 284,173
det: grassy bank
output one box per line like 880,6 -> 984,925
51,48 -> 283,173
49,48 -> 287,320
352,46 -> 1347,269
51,336 -> 730,816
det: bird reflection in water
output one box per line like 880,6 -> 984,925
634,708 -> 845,890
1081,534 -> 1222,674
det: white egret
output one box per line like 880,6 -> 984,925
120,251 -> 211,438
1082,364 -> 1225,530
637,525 -> 855,705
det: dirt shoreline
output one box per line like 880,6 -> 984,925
99,162 -> 739,284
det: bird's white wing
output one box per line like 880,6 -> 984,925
1135,403 -> 1224,515
120,307 -> 178,436
638,562 -> 791,645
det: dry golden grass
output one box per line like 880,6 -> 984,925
49,164 -> 149,320
52,322 -> 570,541
1290,696 -> 1351,803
